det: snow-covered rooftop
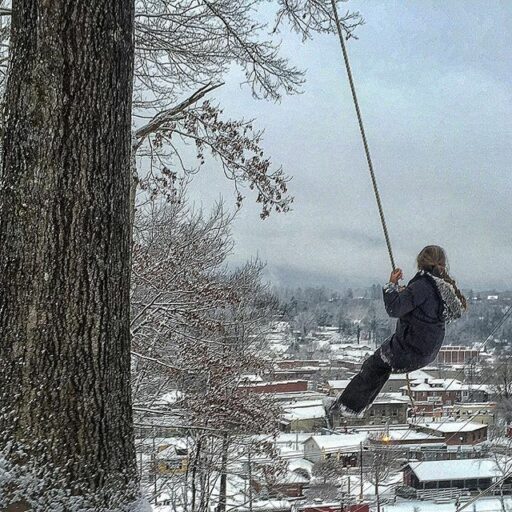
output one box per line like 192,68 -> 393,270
306,433 -> 368,452
272,391 -> 326,402
403,378 -> 464,392
370,428 -> 443,442
288,457 -> 314,476
408,458 -> 501,482
388,369 -> 434,381
155,445 -> 188,460
282,398 -> 325,409
327,379 -> 351,388
268,343 -> 290,354
240,374 -> 263,383
458,383 -> 494,392
373,393 -> 410,404
283,405 -> 326,421
420,421 -> 487,433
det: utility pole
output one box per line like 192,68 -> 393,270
153,435 -> 157,505
340,491 -> 345,512
375,452 -> 381,512
248,445 -> 253,512
359,441 -> 364,500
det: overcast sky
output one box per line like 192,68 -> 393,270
188,0 -> 512,291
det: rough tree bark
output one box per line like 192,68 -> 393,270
0,1 -> 139,510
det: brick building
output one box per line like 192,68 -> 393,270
239,379 -> 308,394
436,346 -> 480,365
401,378 -> 463,406
413,421 -> 487,446
404,459 -> 508,491
251,471 -> 309,499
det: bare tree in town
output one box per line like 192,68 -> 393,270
131,194 -> 283,509
489,429 -> 512,512
365,445 -> 393,512
293,311 -> 318,341
482,356 -> 512,428
305,458 -> 351,504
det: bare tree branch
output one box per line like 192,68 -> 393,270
134,81 -> 224,147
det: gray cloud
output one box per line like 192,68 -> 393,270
188,0 -> 512,290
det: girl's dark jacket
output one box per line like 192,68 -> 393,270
380,271 -> 464,372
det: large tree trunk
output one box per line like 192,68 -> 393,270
0,1 -> 138,509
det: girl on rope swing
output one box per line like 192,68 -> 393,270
331,245 -> 467,417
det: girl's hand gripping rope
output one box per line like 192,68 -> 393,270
389,268 -> 403,284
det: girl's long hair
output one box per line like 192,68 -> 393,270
417,245 -> 467,310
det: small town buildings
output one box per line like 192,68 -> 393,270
412,420 -> 488,446
346,426 -> 446,462
443,402 -> 496,426
280,400 -> 327,432
303,433 -> 367,465
272,390 -> 327,403
251,432 -> 313,456
459,384 -> 494,403
251,470 -> 310,499
368,427 -> 445,448
240,374 -> 264,384
275,359 -> 350,383
239,379 -> 309,394
381,370 -> 434,393
330,344 -> 373,365
331,394 -> 409,428
325,379 -> 351,397
401,378 -> 463,406
276,359 -> 331,369
155,442 -> 189,475
403,459 -> 509,491
272,366 -> 322,382
436,346 -> 480,365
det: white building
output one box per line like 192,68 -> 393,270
304,433 -> 368,463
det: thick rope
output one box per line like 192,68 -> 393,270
330,0 -> 396,271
